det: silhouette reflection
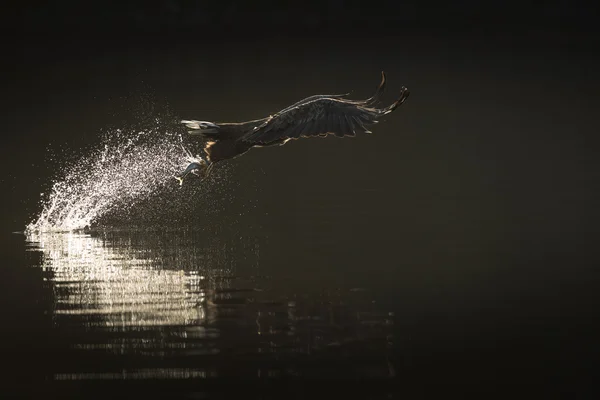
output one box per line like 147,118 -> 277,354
25,230 -> 394,381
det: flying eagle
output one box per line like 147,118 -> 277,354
175,72 -> 410,184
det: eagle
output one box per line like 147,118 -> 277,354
175,72 -> 410,185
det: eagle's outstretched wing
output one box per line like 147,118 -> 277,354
240,84 -> 409,146
274,71 -> 388,115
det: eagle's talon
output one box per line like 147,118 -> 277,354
174,158 -> 212,186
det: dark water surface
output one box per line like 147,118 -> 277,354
23,229 -> 393,378
1,33 -> 598,397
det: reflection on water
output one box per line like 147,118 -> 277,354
25,230 -> 394,381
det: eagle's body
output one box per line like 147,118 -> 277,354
176,72 -> 409,183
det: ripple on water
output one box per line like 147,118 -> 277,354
24,230 -> 395,381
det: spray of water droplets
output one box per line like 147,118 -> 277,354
25,119 -> 219,233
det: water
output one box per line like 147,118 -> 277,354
20,229 -> 394,395
26,122 -> 209,232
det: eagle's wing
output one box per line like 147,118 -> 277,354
276,71 -> 387,115
240,86 -> 409,146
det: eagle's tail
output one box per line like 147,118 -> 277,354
381,86 -> 410,115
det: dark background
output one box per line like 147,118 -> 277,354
1,1 -> 598,397
1,0 -> 597,35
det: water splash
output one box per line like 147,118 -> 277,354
26,119 -> 207,233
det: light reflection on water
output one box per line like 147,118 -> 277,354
25,230 -> 394,381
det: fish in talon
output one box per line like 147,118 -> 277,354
174,160 -> 212,186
